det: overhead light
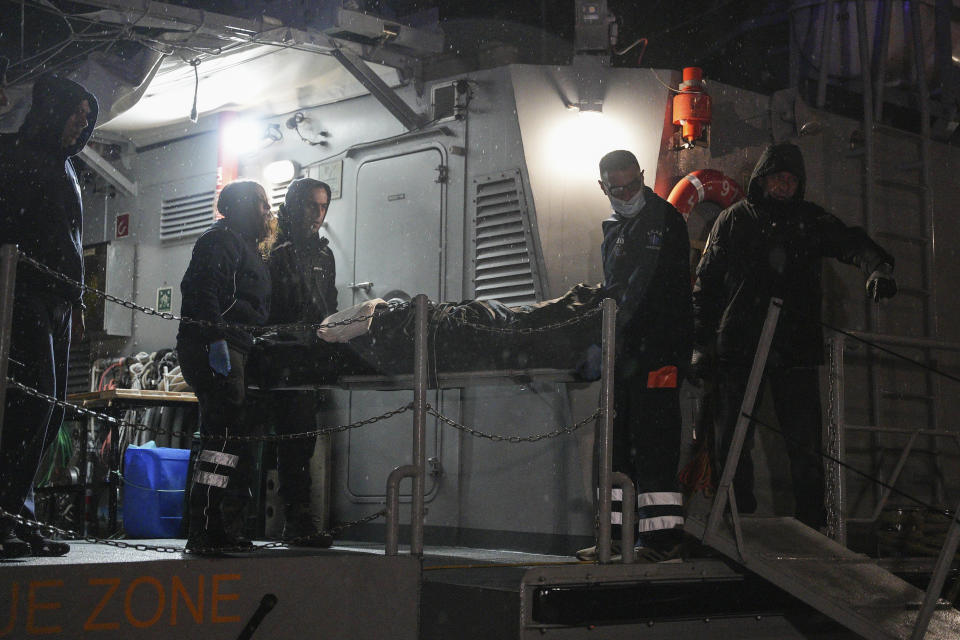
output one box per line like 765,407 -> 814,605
221,117 -> 269,156
264,159 -> 300,184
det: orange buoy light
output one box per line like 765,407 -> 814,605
672,67 -> 712,144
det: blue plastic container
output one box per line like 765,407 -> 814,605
122,444 -> 191,538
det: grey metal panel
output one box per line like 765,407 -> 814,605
159,189 -> 216,242
2,543 -> 420,640
104,242 -> 136,336
346,147 -> 445,501
471,170 -> 542,305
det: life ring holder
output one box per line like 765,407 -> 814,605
666,169 -> 745,221
668,169 -> 745,276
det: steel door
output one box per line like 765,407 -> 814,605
347,147 -> 444,499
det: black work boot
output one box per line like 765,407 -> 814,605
282,503 -> 333,548
185,488 -> 254,555
15,524 -> 69,557
184,451 -> 253,556
1,516 -> 31,559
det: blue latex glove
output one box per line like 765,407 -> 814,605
208,339 -> 232,376
576,344 -> 603,382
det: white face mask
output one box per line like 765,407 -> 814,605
608,188 -> 645,218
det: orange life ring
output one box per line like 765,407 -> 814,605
667,169 -> 744,220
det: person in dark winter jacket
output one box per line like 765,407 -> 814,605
577,150 -> 693,562
691,142 -> 897,529
177,179 -> 272,554
0,74 -> 97,558
261,177 -> 337,547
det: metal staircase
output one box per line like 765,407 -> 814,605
688,300 -> 960,640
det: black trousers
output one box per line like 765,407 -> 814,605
610,368 -> 684,543
0,293 -> 72,518
249,391 -> 319,508
180,344 -> 253,532
713,364 -> 826,529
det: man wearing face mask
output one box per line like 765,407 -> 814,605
691,142 -> 897,530
577,150 -> 693,561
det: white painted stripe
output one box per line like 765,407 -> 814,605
199,449 -> 239,467
595,488 -> 625,502
637,515 -> 685,533
194,470 -> 230,488
637,491 -> 683,508
610,511 -> 622,525
687,173 -> 705,202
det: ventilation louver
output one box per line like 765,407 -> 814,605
472,171 -> 541,306
160,190 -> 216,242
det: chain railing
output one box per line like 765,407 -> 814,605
427,406 -> 600,443
0,505 -> 385,555
16,252 -> 396,333
2,247 -> 612,560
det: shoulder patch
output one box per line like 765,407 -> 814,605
646,228 -> 663,249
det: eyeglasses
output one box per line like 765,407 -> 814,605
605,179 -> 643,199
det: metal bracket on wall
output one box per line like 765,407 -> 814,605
330,46 -> 427,131
78,146 -> 138,197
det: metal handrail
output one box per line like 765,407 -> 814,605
0,244 -> 17,451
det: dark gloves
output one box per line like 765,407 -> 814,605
208,339 -> 232,376
576,344 -> 602,382
866,263 -> 897,302
687,348 -> 711,386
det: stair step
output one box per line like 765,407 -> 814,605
685,494 -> 960,639
874,230 -> 929,244
880,389 -> 936,401
876,178 -> 927,194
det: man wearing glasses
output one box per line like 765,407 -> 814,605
578,149 -> 693,561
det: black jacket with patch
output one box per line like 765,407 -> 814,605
268,232 -> 338,325
693,142 -> 894,367
0,75 -> 98,306
177,218 -> 271,354
601,186 -> 693,372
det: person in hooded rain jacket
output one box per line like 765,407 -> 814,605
691,142 -> 898,529
260,177 -> 337,547
577,149 -> 693,562
0,74 -> 97,558
177,179 -> 272,554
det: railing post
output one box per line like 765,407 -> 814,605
0,244 -> 18,452
385,465 -> 417,556
597,298 -> 617,563
411,293 -> 428,556
704,298 -> 781,543
826,334 -> 847,545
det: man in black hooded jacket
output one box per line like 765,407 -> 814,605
261,177 -> 336,546
691,142 -> 897,529
0,74 -> 97,558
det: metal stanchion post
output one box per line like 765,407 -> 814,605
704,298 -> 781,544
597,298 -> 616,563
827,335 -> 847,545
0,244 -> 18,451
411,293 -> 428,556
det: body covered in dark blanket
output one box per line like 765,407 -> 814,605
248,284 -> 605,388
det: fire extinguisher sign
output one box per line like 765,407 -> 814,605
115,212 -> 130,239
